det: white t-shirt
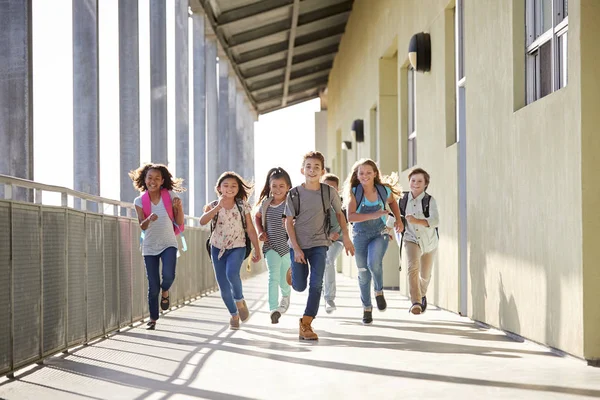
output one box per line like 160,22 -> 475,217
134,191 -> 179,256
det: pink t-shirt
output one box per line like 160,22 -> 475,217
209,200 -> 251,259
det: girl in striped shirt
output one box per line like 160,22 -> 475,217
254,167 -> 293,324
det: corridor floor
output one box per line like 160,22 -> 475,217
1,272 -> 599,400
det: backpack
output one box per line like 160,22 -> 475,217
397,191 -> 438,261
205,199 -> 252,260
353,183 -> 388,212
288,183 -> 333,239
140,189 -> 187,254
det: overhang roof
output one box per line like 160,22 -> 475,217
195,0 -> 354,114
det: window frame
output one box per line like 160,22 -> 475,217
526,0 -> 568,104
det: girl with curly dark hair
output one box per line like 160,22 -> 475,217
129,163 -> 186,330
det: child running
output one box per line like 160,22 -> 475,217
321,173 -> 345,314
130,163 -> 186,330
344,158 -> 403,325
254,167 -> 293,324
200,171 -> 261,330
285,151 -> 355,340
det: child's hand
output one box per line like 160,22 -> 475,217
394,219 -> 404,233
251,249 -> 262,263
343,237 -> 355,256
406,214 -> 418,224
374,210 -> 388,219
329,232 -> 340,241
148,213 -> 158,222
258,232 -> 269,242
173,197 -> 183,210
293,247 -> 306,264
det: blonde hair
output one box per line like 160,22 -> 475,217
342,158 -> 402,208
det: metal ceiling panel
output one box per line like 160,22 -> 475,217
197,0 -> 354,114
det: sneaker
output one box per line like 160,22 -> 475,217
325,299 -> 336,314
375,293 -> 387,312
410,303 -> 422,315
270,310 -> 281,324
237,300 -> 250,322
286,268 -> 292,286
362,310 -> 373,325
279,295 -> 290,313
421,296 -> 427,313
160,294 -> 170,311
230,316 -> 240,330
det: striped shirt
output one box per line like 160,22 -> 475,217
262,201 -> 289,257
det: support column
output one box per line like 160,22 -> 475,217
192,13 -> 206,214
217,58 -> 230,174
73,0 -> 100,209
205,29 -> 218,202
235,93 -> 245,177
150,0 -> 167,164
174,0 -> 189,213
118,0 -> 140,205
228,75 -> 237,175
0,0 -> 33,201
246,105 -> 256,183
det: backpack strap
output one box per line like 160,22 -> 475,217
320,183 -> 332,239
421,192 -> 439,238
399,191 -> 409,216
289,187 -> 301,217
375,184 -> 388,206
260,196 -> 273,229
141,191 -> 151,219
235,199 -> 247,231
354,184 -> 364,211
355,183 -> 387,211
161,188 -> 184,235
209,200 -> 219,233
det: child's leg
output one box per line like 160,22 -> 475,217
304,246 -> 328,318
323,241 -> 344,302
367,235 -> 389,295
210,246 -> 238,316
419,248 -> 437,297
225,247 -> 246,303
159,247 -> 178,292
265,249 -> 283,311
404,241 -> 424,304
143,254 -> 161,321
353,234 -> 373,309
290,248 -> 309,292
279,253 -> 292,297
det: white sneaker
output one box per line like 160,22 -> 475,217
325,299 -> 336,314
279,296 -> 290,313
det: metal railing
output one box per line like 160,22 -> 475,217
0,174 -> 222,378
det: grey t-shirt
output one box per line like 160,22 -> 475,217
284,184 -> 342,249
134,191 -> 179,256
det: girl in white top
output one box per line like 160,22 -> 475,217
200,171 -> 261,330
130,163 -> 185,330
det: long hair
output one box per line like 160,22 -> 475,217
129,163 -> 185,192
255,167 -> 292,206
214,171 -> 253,201
342,158 -> 402,208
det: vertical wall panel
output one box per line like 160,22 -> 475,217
0,203 -> 11,373
118,219 -> 132,326
86,216 -> 104,339
67,212 -> 86,345
103,219 -> 118,331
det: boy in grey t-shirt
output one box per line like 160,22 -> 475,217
284,151 -> 355,340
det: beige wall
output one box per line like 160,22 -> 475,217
326,0 -> 595,359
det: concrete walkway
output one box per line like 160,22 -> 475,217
1,272 -> 599,400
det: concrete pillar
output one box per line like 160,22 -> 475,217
247,105 -> 256,183
0,0 -> 33,201
235,93 -> 245,177
205,30 -> 218,201
150,0 -> 167,164
228,75 -> 237,174
174,0 -> 189,213
192,13 -> 206,214
217,58 -> 230,174
73,0 -> 100,210
118,0 -> 140,205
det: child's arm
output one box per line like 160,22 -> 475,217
135,205 -> 157,231
331,189 -> 355,256
172,197 -> 185,226
285,216 -> 306,264
254,212 -> 268,241
245,212 -> 262,262
387,195 -> 404,233
199,201 -> 220,226
347,192 -> 388,223
407,197 -> 439,228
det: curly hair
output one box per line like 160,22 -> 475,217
128,163 -> 186,193
255,167 -> 292,207
342,158 -> 402,208
214,171 -> 253,201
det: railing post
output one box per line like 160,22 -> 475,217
4,184 -> 13,200
34,188 -> 42,205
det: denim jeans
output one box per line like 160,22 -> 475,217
290,246 -> 328,317
144,246 -> 178,321
265,249 -> 292,311
323,241 -> 344,302
353,231 -> 389,309
211,246 -> 246,315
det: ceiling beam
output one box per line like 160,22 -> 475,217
282,0 -> 300,107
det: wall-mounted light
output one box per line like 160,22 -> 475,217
342,140 -> 352,150
351,119 -> 364,143
408,32 -> 431,72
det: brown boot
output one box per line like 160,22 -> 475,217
236,300 -> 250,322
299,316 -> 318,341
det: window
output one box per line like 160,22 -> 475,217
526,0 -> 568,103
407,66 -> 417,167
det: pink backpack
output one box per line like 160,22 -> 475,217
141,188 -> 184,235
